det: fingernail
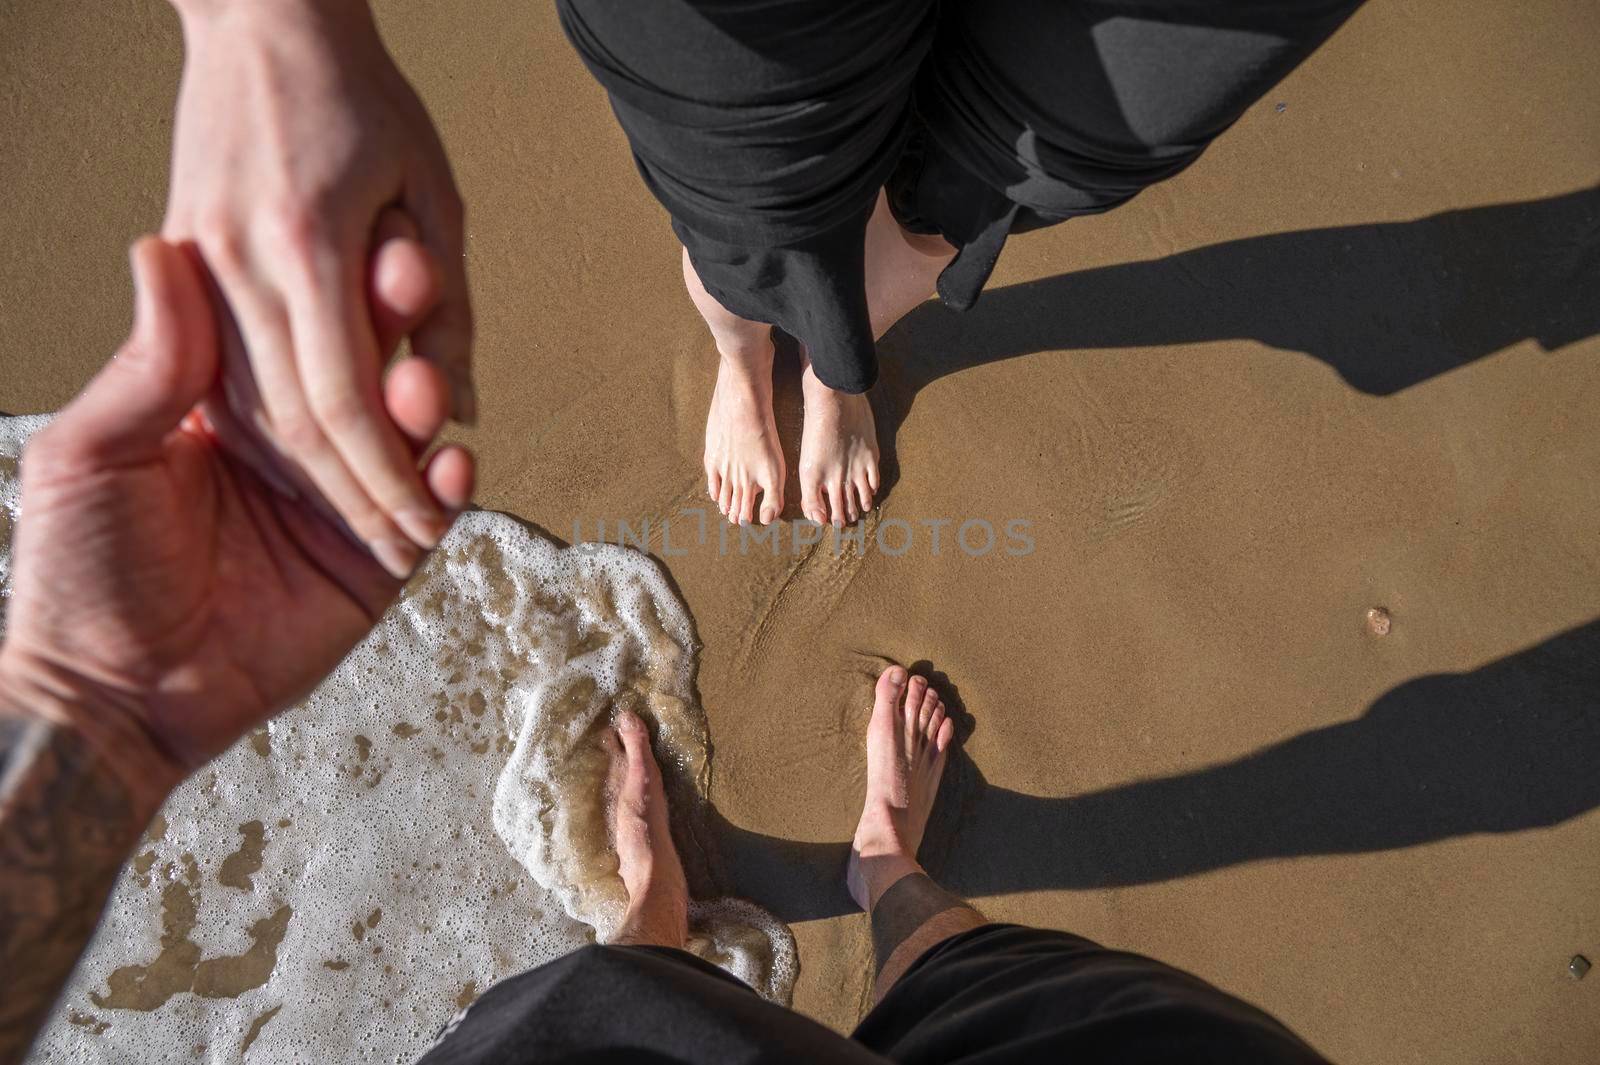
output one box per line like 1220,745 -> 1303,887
452,371 -> 478,426
371,538 -> 419,580
394,507 -> 446,549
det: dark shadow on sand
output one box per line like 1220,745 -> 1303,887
869,186 -> 1599,494
705,618 -> 1600,923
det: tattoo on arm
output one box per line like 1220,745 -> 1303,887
0,718 -> 148,1064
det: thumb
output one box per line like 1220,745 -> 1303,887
54,237 -> 219,462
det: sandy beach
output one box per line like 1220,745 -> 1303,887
4,0 -> 1599,1060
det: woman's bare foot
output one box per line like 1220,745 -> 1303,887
798,193 -> 954,527
846,666 -> 955,911
603,710 -> 690,949
798,355 -> 880,527
684,248 -> 786,525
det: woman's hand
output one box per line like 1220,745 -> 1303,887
163,0 -> 473,577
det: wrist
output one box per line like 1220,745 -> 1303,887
0,652 -> 182,826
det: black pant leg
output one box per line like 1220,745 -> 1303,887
417,944 -> 885,1065
556,0 -> 936,393
852,925 -> 1331,1065
900,0 -> 1366,306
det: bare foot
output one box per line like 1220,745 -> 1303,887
798,355 -> 880,527
797,193 -> 953,527
603,710 -> 690,948
684,248 -> 785,525
847,666 -> 955,911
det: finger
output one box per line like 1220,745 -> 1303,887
423,443 -> 474,514
216,267 -> 393,533
210,249 -> 416,575
383,356 -> 451,455
49,237 -> 218,463
287,241 -> 448,550
370,207 -> 441,357
405,148 -> 475,424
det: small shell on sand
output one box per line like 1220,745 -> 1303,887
1366,607 -> 1393,637
1570,955 -> 1591,980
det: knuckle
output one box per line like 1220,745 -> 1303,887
309,389 -> 372,437
274,411 -> 328,456
265,199 -> 321,259
195,211 -> 247,273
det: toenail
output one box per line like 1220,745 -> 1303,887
618,711 -> 642,732
887,666 -> 907,686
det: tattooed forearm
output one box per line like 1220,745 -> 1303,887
0,715 -> 157,1064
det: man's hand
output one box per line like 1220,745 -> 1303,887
164,0 -> 473,578
0,234 -> 471,1063
1,233 -> 473,792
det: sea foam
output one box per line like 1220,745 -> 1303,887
1,416 -> 795,1063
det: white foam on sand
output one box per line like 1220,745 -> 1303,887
1,417 -> 795,1064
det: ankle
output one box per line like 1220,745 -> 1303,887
613,902 -> 687,950
855,852 -> 925,911
715,336 -> 775,376
800,364 -> 859,403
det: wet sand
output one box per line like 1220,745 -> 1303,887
4,0 -> 1600,1060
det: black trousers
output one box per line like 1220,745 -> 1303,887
417,924 -> 1330,1064
558,0 -> 1364,393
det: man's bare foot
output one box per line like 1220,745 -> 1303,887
684,248 -> 785,525
603,710 -> 690,949
847,666 -> 955,911
798,355 -> 880,527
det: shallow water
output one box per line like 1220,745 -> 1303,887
0,416 -> 794,1064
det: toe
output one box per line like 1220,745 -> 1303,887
717,475 -> 734,518
800,471 -> 823,525
853,473 -> 875,516
843,480 -> 859,523
616,711 -> 654,802
917,686 -> 936,734
758,471 -> 783,525
873,665 -> 908,731
926,704 -> 945,748
826,481 -> 847,527
935,717 -> 955,753
707,467 -> 722,505
903,676 -> 927,746
728,484 -> 744,525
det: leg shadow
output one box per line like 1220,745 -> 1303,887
871,186 -> 1600,492
705,617 -> 1600,921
